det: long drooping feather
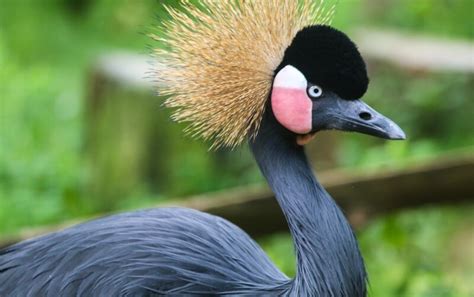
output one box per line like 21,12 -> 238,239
155,0 -> 336,148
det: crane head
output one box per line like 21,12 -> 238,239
157,1 -> 405,148
271,25 -> 405,145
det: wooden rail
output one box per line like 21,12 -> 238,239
354,28 -> 474,73
1,153 -> 473,248
94,28 -> 474,91
179,153 -> 474,236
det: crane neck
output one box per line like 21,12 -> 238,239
250,109 -> 367,297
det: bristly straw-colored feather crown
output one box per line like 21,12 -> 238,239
154,0 -> 337,149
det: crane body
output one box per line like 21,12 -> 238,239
0,1 -> 406,296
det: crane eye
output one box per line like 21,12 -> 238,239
307,85 -> 323,98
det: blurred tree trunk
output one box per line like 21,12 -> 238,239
83,54 -> 257,212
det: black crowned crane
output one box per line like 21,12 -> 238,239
0,1 -> 405,296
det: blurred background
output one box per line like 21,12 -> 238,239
0,0 -> 473,296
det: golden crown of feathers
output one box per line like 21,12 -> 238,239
154,0 -> 337,149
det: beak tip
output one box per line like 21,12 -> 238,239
392,134 -> 407,140
387,124 -> 407,140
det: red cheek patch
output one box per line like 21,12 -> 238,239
271,87 -> 312,134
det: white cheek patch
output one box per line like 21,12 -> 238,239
271,65 -> 312,134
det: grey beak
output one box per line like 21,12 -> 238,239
345,99 -> 406,140
312,93 -> 406,140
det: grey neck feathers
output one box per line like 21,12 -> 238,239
250,110 -> 367,297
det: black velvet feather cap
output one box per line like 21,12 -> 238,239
278,25 -> 369,100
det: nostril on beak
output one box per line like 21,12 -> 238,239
359,111 -> 372,121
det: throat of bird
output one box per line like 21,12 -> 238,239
250,112 -> 367,297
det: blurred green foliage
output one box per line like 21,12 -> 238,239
0,0 -> 473,295
1,0 -> 472,234
334,0 -> 474,39
363,0 -> 474,39
1,0 -> 159,234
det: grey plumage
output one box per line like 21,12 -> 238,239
1,208 -> 289,296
